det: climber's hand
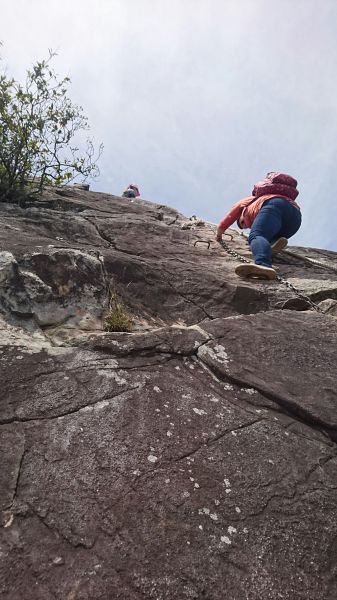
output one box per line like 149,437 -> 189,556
216,229 -> 223,242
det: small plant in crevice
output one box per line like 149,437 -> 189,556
103,289 -> 133,333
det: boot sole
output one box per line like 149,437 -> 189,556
235,264 -> 277,280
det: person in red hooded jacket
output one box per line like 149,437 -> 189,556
216,172 -> 302,280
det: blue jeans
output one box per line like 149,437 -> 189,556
248,198 -> 302,267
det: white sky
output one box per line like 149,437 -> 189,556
2,0 -> 337,250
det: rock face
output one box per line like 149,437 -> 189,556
1,188 -> 337,600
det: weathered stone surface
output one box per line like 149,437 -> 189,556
1,189 -> 336,339
1,188 -> 337,599
199,310 -> 337,434
318,298 -> 337,315
0,248 -> 107,332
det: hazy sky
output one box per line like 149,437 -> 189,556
2,0 -> 337,250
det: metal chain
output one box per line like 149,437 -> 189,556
236,231 -> 337,274
274,274 -> 323,312
219,238 -> 323,313
219,239 -> 251,264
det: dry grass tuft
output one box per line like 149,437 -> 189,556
103,290 -> 133,333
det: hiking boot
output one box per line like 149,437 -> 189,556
235,263 -> 277,280
271,237 -> 288,256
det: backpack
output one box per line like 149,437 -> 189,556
122,190 -> 136,198
252,172 -> 298,200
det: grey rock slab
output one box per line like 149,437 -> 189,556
81,324 -> 211,356
0,245 -> 107,330
0,191 -> 309,329
1,190 -> 337,599
1,352 -> 337,599
3,191 -> 336,329
318,298 -> 337,315
199,310 -> 337,433
103,251 -> 270,325
0,316 -> 52,350
0,345 -> 138,422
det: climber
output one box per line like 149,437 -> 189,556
216,172 -> 302,280
122,184 -> 140,199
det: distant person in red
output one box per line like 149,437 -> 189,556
122,184 -> 140,199
216,172 -> 302,280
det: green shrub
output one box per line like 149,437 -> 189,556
0,48 -> 102,202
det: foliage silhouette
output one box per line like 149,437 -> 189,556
0,49 -> 102,202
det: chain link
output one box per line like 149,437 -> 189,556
219,239 -> 323,313
274,274 -> 323,312
219,239 -> 251,263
